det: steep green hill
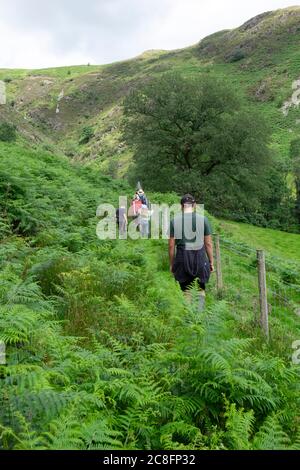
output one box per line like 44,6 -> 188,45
1,6 -> 300,177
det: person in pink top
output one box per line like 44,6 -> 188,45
132,193 -> 142,216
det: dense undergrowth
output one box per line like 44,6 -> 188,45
0,142 -> 300,450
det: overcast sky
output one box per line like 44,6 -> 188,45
0,0 -> 298,69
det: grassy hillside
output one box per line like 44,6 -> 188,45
1,6 -> 300,177
219,219 -> 300,261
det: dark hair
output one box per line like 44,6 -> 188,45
181,194 -> 196,205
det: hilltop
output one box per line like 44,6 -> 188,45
198,6 -> 300,62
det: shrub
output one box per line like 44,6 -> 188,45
79,126 -> 94,145
228,49 -> 246,62
0,122 -> 17,142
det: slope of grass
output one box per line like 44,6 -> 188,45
0,142 -> 299,450
218,219 -> 300,262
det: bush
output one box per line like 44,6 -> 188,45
228,49 -> 246,62
0,122 -> 17,142
79,126 -> 94,145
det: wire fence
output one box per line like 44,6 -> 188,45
212,235 -> 300,339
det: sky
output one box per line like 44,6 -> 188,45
0,0 -> 299,69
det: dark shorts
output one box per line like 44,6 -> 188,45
172,246 -> 210,291
180,279 -> 206,292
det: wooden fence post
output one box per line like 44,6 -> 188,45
257,250 -> 269,340
215,235 -> 223,296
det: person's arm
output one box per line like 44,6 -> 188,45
169,237 -> 176,273
204,235 -> 214,272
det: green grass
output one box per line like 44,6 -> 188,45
0,65 -> 102,81
0,139 -> 300,450
0,69 -> 29,80
219,219 -> 300,262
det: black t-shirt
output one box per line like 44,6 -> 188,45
169,212 -> 212,250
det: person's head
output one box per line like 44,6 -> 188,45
180,194 -> 196,212
138,189 -> 144,196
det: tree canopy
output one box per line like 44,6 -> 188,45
123,73 -> 273,221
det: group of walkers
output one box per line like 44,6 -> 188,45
116,186 -> 150,238
116,186 -> 214,311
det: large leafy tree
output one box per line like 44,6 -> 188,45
123,73 -> 272,218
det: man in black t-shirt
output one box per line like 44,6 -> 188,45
168,194 -> 214,308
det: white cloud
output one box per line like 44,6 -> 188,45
0,0 -> 298,68
0,21 -> 94,68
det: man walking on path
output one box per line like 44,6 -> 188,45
168,194 -> 214,310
